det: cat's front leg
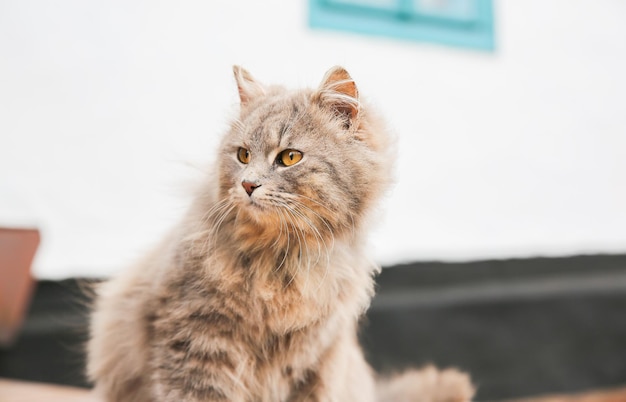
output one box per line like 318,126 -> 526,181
149,307 -> 256,402
286,335 -> 377,402
149,336 -> 254,402
152,380 -> 235,402
151,359 -> 251,402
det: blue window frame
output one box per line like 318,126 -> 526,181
309,0 -> 495,51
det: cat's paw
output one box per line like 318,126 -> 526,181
377,365 -> 475,402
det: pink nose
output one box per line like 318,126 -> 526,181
242,180 -> 260,196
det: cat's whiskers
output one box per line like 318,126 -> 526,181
293,193 -> 355,240
198,198 -> 229,226
280,207 -> 302,289
202,199 -> 236,253
270,206 -> 286,250
285,205 -> 317,292
287,197 -> 335,263
285,202 -> 326,268
272,208 -> 290,273
288,201 -> 333,293
300,204 -> 334,253
212,203 -> 236,237
274,196 -> 333,264
191,198 -> 231,251
277,198 -> 322,291
273,198 -> 332,293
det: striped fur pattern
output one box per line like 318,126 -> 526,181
87,66 -> 474,401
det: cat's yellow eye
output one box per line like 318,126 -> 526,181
278,149 -> 303,167
237,147 -> 251,164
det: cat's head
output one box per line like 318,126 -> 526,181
215,66 -> 392,251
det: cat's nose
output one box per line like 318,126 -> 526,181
242,180 -> 261,196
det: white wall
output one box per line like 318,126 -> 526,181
1,1 -> 626,279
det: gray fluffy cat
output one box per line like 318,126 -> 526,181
87,66 -> 474,402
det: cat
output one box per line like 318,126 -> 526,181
87,66 -> 474,402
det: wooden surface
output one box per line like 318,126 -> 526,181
504,387 -> 626,402
0,379 -> 97,402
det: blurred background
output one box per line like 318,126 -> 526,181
1,0 -> 626,400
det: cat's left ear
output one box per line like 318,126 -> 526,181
233,65 -> 266,106
313,66 -> 360,129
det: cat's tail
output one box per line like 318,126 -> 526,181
376,365 -> 475,402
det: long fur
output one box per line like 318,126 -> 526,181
87,66 -> 474,401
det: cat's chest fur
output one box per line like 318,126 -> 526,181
86,65 -> 401,402
146,254 -> 352,400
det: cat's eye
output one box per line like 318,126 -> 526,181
277,149 -> 303,167
237,147 -> 251,164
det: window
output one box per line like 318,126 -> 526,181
309,0 -> 494,51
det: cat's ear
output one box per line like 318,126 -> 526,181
314,66 -> 360,128
233,65 -> 266,106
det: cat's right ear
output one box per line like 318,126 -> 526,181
233,65 -> 266,106
313,66 -> 360,130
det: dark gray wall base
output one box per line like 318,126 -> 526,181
1,255 -> 625,400
364,254 -> 626,400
